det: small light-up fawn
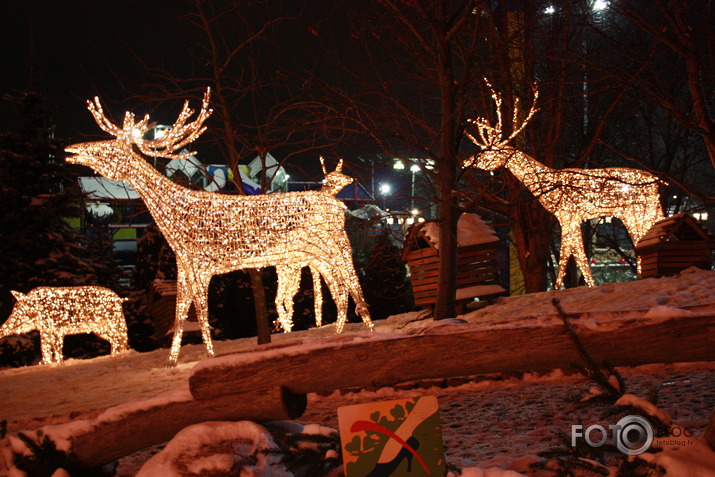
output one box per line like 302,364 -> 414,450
66,90 -> 372,365
463,82 -> 664,288
275,156 -> 364,332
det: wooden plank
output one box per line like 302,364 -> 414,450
456,273 -> 500,288
405,250 -> 439,263
657,257 -> 710,264
457,252 -> 497,265
661,240 -> 711,250
659,250 -> 710,257
410,263 -> 441,275
189,315 -> 715,400
410,276 -> 437,290
458,264 -> 499,278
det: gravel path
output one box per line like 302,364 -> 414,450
295,362 -> 715,472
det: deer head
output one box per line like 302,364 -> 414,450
463,81 -> 539,170
65,89 -> 213,181
320,156 -> 353,196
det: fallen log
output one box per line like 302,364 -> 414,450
13,385 -> 305,472
190,314 -> 715,400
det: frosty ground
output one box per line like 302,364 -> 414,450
1,267 -> 715,475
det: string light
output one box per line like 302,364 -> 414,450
1,287 -> 129,365
66,89 -> 372,366
274,156 -> 372,333
464,82 -> 664,288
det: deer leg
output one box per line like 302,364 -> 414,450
309,265 -> 323,327
557,222 -> 595,288
334,246 -> 373,331
275,266 -> 301,332
39,332 -> 55,364
168,271 -> 193,366
52,334 -> 63,364
331,280 -> 350,334
189,277 -> 214,359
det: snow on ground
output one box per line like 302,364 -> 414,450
1,268 -> 714,475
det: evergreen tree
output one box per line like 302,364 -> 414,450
83,221 -> 125,291
0,92 -> 96,319
361,230 -> 413,321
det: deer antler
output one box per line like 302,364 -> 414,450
320,156 -> 344,175
466,80 -> 539,149
86,89 -> 213,159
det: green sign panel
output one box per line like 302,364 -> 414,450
338,396 -> 446,476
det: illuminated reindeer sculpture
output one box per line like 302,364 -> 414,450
66,90 -> 372,365
463,83 -> 664,288
275,157 -> 356,331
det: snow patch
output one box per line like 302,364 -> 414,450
616,393 -> 672,426
637,437 -> 715,477
136,421 -> 291,477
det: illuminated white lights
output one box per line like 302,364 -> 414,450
593,0 -> 608,11
1,286 -> 129,365
274,156 -> 372,332
464,81 -> 664,289
66,90 -> 372,366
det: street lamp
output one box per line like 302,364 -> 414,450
378,182 -> 391,210
393,159 -> 422,210
409,164 -> 420,209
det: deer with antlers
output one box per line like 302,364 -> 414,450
66,90 -> 372,366
463,82 -> 664,289
274,156 -> 359,331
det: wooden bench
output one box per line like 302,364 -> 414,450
403,214 -> 506,313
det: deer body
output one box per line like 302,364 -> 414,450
274,158 -> 360,331
464,82 -> 664,289
2,286 -> 129,364
66,91 -> 371,366
469,148 -> 663,287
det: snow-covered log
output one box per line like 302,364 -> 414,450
189,314 -> 715,400
13,385 -> 305,472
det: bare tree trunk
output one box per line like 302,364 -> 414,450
249,269 -> 271,344
433,6 -> 460,320
510,198 -> 552,293
434,170 -> 458,319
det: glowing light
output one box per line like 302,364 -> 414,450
464,81 -> 664,289
66,90 -> 372,366
593,0 -> 608,11
545,5 -> 555,14
1,287 -> 129,365
274,156 -> 372,331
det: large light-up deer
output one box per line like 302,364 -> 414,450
463,83 -> 664,289
66,90 -> 372,366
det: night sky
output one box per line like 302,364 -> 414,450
1,1 -> 186,138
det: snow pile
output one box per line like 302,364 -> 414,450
136,421 -> 290,477
463,266 -> 715,327
422,213 -> 499,249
